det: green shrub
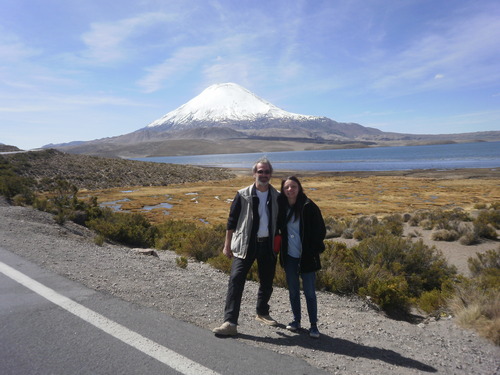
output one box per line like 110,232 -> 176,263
317,241 -> 363,294
176,256 -> 188,269
467,248 -> 500,289
473,220 -> 498,240
475,210 -> 500,230
94,234 -> 105,246
87,211 -> 158,248
178,224 -> 225,261
317,235 -> 456,315
418,289 -> 447,314
382,214 -> 404,236
0,173 -> 35,204
359,273 -> 410,313
207,253 -> 232,274
155,220 -> 197,250
349,214 -> 403,241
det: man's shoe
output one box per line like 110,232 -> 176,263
255,314 -> 278,326
309,325 -> 320,339
213,322 -> 237,336
286,321 -> 301,332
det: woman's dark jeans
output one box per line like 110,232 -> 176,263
284,254 -> 317,325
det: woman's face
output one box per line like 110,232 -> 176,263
283,179 -> 299,202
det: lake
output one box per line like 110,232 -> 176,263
134,141 -> 500,172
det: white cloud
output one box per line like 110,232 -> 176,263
368,8 -> 500,93
138,45 -> 213,93
80,12 -> 175,64
0,31 -> 40,63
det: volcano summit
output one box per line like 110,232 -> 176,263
148,82 -> 317,128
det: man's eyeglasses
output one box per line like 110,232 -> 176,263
257,170 -> 271,175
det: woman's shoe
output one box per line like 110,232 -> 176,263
309,325 -> 320,338
286,321 -> 301,332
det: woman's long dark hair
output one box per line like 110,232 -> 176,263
280,176 -> 307,222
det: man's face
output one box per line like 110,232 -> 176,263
254,163 -> 272,187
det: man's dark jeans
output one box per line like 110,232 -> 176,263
223,240 -> 277,324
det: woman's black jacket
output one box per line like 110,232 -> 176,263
277,194 -> 326,273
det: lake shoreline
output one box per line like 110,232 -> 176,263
227,166 -> 500,179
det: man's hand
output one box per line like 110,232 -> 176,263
223,245 -> 233,259
223,230 -> 234,259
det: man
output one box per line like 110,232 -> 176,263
213,157 -> 279,336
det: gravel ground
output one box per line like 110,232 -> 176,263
1,199 -> 499,375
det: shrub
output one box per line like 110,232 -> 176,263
0,173 -> 35,204
155,220 -> 197,251
420,219 -> 434,230
459,230 -> 481,246
477,210 -> 500,229
94,234 -> 105,246
207,253 -> 232,274
359,274 -> 410,313
342,228 -> 354,239
87,211 -> 158,248
409,208 -> 471,230
449,280 -> 500,346
178,224 -> 225,261
382,214 -> 404,236
432,229 -> 460,242
176,256 -> 188,269
417,289 -> 447,314
318,236 -> 456,316
448,248 -> 500,345
324,217 -> 346,238
317,241 -> 363,294
356,236 -> 455,299
473,220 -> 498,240
352,216 -> 379,240
467,248 -> 500,288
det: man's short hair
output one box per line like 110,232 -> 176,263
252,157 -> 273,174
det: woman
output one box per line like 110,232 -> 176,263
277,176 -> 326,338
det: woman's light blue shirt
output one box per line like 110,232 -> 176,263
287,210 -> 302,258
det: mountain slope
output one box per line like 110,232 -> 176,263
50,83 -> 500,158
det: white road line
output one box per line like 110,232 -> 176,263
0,261 -> 220,375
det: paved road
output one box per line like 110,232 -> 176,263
0,247 -> 327,375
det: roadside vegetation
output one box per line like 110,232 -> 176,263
1,152 -> 498,345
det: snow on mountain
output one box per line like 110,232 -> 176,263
147,83 -> 319,128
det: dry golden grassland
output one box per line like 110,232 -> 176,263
81,170 -> 500,225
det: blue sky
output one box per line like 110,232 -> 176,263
1,0 -> 499,150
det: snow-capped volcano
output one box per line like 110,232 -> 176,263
48,82 -> 397,157
147,83 -> 318,128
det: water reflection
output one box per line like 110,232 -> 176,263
142,202 -> 173,211
99,198 -> 130,211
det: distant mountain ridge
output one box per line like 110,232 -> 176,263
48,83 -> 500,158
